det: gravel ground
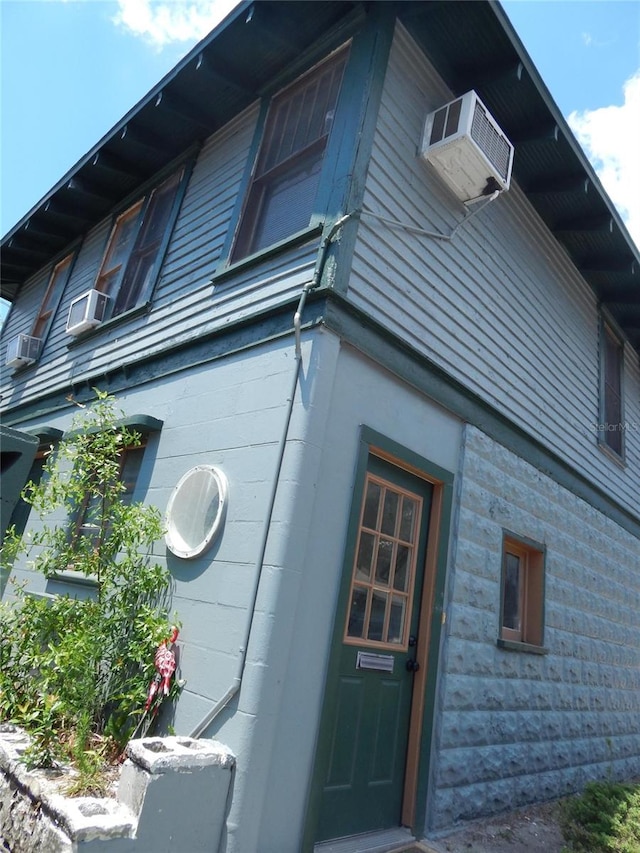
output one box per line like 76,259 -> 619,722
419,800 -> 565,853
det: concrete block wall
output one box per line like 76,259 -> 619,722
429,424 -> 640,829
0,728 -> 234,852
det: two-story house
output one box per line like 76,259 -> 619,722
1,2 -> 639,852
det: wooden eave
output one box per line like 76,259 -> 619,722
2,0 -> 639,353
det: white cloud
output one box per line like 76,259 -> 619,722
568,71 -> 640,251
112,0 -> 240,49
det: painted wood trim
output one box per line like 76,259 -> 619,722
496,638 -> 549,655
33,249 -> 80,357
4,290 -> 639,539
303,428 -> 455,845
318,5 -> 396,294
323,295 -> 640,538
402,479 -> 443,828
302,434 -> 371,853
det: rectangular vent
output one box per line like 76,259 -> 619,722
6,334 -> 41,369
421,90 -> 514,203
471,101 -> 512,182
66,289 -> 109,336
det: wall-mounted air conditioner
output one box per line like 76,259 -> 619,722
5,334 -> 41,369
420,90 -> 514,203
66,289 -> 109,336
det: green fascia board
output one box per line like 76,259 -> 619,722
64,415 -> 164,440
321,293 -> 640,539
317,4 -> 396,294
302,427 -> 455,845
0,425 -> 39,539
3,290 -> 638,539
27,427 -> 64,444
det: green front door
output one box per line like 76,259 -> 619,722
316,455 -> 433,841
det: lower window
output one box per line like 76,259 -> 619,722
500,533 -> 545,649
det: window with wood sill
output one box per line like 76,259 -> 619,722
93,166 -> 187,320
32,254 -> 75,342
230,45 -> 349,262
498,534 -> 546,652
71,439 -> 147,547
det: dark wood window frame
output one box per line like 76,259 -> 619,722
32,253 -> 75,344
230,45 -> 349,262
599,319 -> 625,460
71,438 -> 147,545
94,165 -> 188,321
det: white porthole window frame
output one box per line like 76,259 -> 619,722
165,465 -> 229,559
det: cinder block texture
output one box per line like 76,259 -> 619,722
430,425 -> 640,828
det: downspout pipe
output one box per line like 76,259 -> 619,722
188,189 -> 494,737
189,214 -> 355,739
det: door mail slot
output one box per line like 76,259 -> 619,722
356,651 -> 394,673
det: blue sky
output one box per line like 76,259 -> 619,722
1,0 -> 639,323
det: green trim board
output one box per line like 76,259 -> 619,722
303,427 -> 454,847
321,294 -> 640,540
65,415 -> 163,440
318,4 -> 396,295
3,291 -> 639,539
598,311 -> 627,462
215,5 -> 368,274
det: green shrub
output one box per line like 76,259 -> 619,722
0,391 -> 176,778
560,780 -> 640,853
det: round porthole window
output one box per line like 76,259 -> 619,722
165,465 -> 228,559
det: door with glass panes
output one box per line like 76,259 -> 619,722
316,455 -> 433,841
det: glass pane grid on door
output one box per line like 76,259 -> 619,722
345,475 -> 422,649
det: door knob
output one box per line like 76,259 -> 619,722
406,658 -> 420,673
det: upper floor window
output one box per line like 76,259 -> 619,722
32,254 -> 74,341
231,47 -> 349,261
95,167 -> 185,318
600,321 -> 624,458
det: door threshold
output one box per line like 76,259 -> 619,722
314,827 -> 416,853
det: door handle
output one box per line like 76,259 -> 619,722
406,658 -> 420,673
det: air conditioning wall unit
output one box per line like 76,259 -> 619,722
420,90 -> 514,203
5,333 -> 41,369
66,289 -> 109,336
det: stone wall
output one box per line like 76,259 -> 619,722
0,727 -> 234,852
429,424 -> 640,829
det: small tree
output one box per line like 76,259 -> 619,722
0,391 -> 175,783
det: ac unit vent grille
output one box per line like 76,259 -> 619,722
471,101 -> 511,182
5,333 -> 41,368
429,98 -> 463,145
66,289 -> 109,336
420,90 -> 514,202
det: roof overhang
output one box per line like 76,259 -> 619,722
2,0 -> 639,351
398,0 -> 639,351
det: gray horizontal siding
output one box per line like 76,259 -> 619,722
0,104 -> 319,406
349,23 -> 640,517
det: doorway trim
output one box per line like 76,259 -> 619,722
304,426 -> 454,848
